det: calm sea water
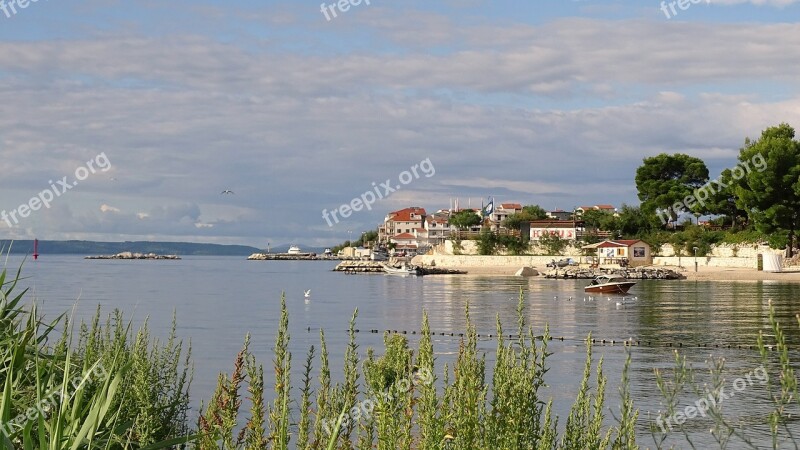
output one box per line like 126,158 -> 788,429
10,255 -> 800,447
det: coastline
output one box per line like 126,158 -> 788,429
412,255 -> 800,282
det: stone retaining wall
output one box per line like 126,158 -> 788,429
653,256 -> 758,268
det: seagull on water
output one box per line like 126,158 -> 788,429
304,289 -> 311,298
221,190 -> 235,194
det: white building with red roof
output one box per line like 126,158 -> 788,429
489,202 -> 523,230
378,207 -> 426,243
584,239 -> 652,266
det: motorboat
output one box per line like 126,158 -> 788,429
370,249 -> 389,261
381,264 -> 419,276
584,274 -> 636,294
287,245 -> 302,255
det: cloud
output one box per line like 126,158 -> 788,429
0,5 -> 798,245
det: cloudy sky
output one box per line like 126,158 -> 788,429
0,0 -> 798,247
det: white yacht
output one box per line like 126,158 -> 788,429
287,245 -> 302,255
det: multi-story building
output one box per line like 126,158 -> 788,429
488,203 -> 523,230
423,212 -> 452,244
546,209 -> 574,221
378,207 -> 427,243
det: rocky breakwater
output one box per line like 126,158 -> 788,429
247,252 -> 325,260
85,252 -> 181,260
544,266 -> 684,279
334,261 -> 466,275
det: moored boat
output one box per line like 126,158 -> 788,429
584,275 -> 636,294
381,263 -> 419,276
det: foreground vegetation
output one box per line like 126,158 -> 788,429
2,263 -> 800,449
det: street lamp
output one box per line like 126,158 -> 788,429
693,246 -> 699,272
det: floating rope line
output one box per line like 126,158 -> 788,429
322,328 -> 782,352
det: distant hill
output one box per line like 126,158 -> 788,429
0,240 -> 262,256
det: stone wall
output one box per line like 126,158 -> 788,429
657,243 -> 781,258
652,256 -> 758,268
442,239 -> 585,256
413,254 -> 565,268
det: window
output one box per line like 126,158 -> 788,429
633,247 -> 645,258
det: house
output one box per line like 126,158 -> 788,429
583,239 -> 652,267
489,203 -> 523,231
523,220 -> 584,241
424,212 -> 452,243
546,209 -> 573,221
378,207 -> 426,243
390,232 -> 419,255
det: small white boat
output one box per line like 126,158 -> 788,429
288,245 -> 302,255
381,264 -> 419,276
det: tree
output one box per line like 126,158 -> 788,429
521,205 -> 548,219
635,153 -> 709,226
581,209 -> 617,232
616,204 -> 652,237
502,204 -> 548,229
734,123 -> 800,256
694,168 -> 747,228
449,210 -> 481,230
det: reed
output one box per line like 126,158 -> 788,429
0,263 -> 193,449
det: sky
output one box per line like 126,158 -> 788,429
0,0 -> 799,248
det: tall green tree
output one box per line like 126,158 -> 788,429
616,204 -> 651,237
581,210 -> 617,232
521,205 -> 548,219
734,123 -> 800,256
502,204 -> 548,229
449,210 -> 482,230
635,153 -> 709,226
693,168 -> 747,228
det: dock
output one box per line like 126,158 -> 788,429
247,252 -> 342,261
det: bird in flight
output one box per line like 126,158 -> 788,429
304,290 -> 311,298
221,190 -> 235,194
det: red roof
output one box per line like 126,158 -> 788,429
595,204 -> 615,210
392,233 -> 416,240
388,207 -> 426,222
597,240 -> 642,248
414,228 -> 427,232
500,203 -> 522,210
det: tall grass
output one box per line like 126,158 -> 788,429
0,263 -> 193,449
195,288 -> 634,449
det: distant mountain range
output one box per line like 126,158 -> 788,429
0,240 -> 263,256
0,240 -> 331,256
